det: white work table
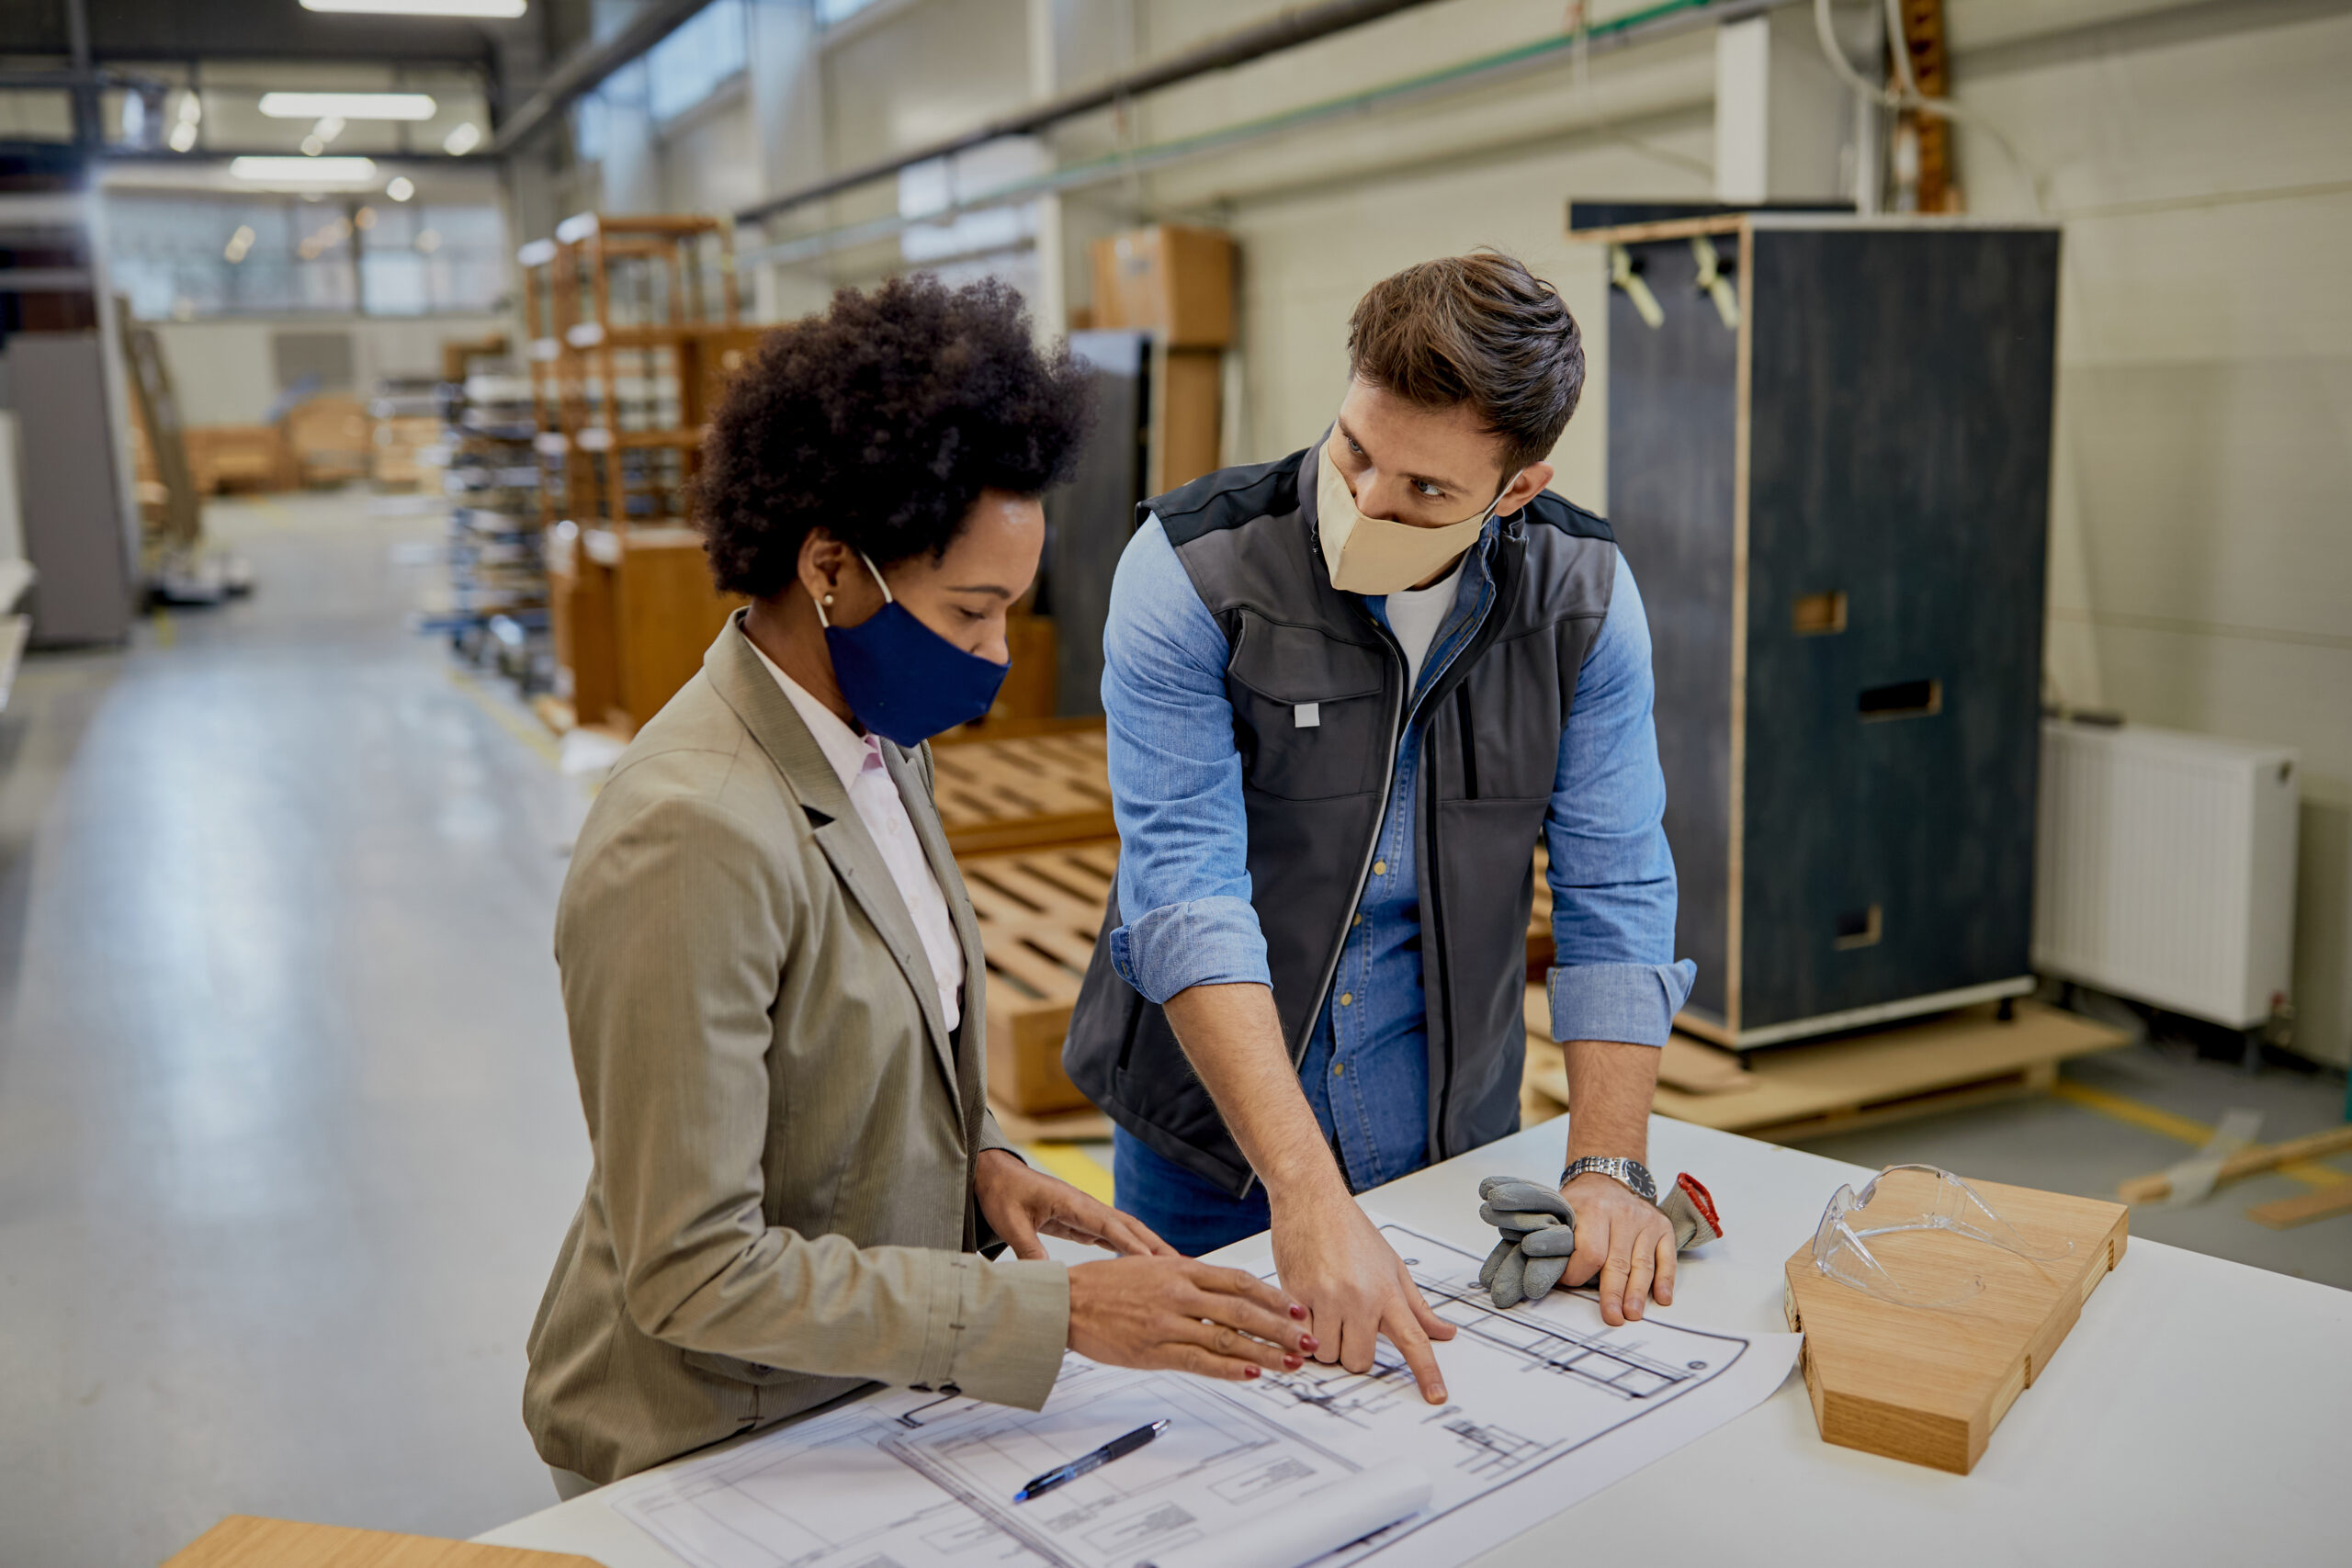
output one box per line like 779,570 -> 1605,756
480,1118 -> 2352,1566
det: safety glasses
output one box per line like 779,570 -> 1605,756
1810,1164 -> 2074,1308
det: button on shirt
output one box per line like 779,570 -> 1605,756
752,644 -> 965,1032
1101,508 -> 1695,1193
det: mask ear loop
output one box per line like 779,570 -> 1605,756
857,550 -> 895,605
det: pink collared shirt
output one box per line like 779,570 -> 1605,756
750,643 -> 966,1033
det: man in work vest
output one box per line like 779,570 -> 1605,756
1063,252 -> 1695,1404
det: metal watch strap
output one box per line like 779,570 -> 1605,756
1560,1156 -> 1658,1205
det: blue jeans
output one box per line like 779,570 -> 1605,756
1113,1128 -> 1270,1257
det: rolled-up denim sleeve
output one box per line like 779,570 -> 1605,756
1545,551 -> 1697,1046
1100,517 -> 1270,1005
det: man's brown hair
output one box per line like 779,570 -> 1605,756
1345,251 -> 1585,480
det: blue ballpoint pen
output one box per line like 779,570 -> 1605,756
1012,1419 -> 1170,1503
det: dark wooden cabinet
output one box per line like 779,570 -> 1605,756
1589,214 -> 2060,1047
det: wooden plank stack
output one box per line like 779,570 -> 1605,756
933,729 -> 1117,856
1522,989 -> 2128,1142
963,840 -> 1121,1119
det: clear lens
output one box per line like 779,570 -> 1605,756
1809,1165 -> 2071,1309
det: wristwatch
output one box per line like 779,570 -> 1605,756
1560,1156 -> 1658,1206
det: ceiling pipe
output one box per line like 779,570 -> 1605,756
489,0 -> 715,158
732,0 -> 1453,229
741,0 -> 1786,268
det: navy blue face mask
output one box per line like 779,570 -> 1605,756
819,551 -> 1010,748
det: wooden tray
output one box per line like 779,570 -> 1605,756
1525,996 -> 2129,1142
933,728 -> 1117,855
1782,1170 -> 2128,1473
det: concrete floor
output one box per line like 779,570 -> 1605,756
1,492 -> 2346,1563
0,495 -> 593,1564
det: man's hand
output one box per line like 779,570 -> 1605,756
1558,1171 -> 1675,1325
1156,984 -> 1454,1404
1268,1180 -> 1457,1403
973,1148 -> 1175,1262
1068,1257 -> 1313,1382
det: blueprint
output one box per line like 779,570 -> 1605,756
610,1220 -> 1799,1568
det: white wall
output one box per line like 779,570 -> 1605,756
151,313 -> 513,426
542,0 -> 2352,1063
1944,0 -> 2352,1062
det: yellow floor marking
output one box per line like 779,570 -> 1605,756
2052,1079 -> 2350,1189
149,609 -> 175,649
1023,1142 -> 1116,1204
447,668 -> 562,768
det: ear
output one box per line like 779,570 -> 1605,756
797,528 -> 851,607
1496,460 -> 1555,518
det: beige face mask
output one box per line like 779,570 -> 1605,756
1315,433 -> 1504,594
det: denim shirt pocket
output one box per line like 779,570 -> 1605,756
1224,615 -> 1389,802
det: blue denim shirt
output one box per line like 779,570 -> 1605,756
1101,510 -> 1695,1192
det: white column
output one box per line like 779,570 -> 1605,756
1713,6 -> 1870,207
746,0 -> 832,319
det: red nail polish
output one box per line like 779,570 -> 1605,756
1289,1303 -> 1306,1319
1283,1354 -> 1302,1369
1243,1365 -> 1261,1379
1298,1335 -> 1318,1352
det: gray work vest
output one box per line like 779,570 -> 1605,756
1062,445 -> 1622,1197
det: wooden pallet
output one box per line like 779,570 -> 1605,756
934,728 -> 1116,855
964,840 -> 1122,1114
1525,992 -> 2129,1143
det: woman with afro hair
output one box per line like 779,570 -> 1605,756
523,275 -> 1310,1495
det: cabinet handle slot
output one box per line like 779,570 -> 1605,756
1859,678 -> 1940,720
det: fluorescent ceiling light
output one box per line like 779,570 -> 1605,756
442,121 -> 481,155
231,156 -> 379,186
300,1 -> 528,16
259,92 -> 438,120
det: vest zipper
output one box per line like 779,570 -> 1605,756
1238,623 -> 1407,1201
1454,684 -> 1479,800
1410,533 -> 1520,1164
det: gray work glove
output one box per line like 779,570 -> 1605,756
1476,1172 -> 1725,1309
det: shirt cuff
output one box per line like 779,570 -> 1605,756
1109,895 -> 1271,1004
1548,959 -> 1697,1047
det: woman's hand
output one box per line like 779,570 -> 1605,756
973,1148 -> 1174,1261
1069,1257 -> 1315,1382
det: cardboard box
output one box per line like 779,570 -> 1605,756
1090,225 -> 1234,348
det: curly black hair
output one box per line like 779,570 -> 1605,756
694,274 -> 1091,599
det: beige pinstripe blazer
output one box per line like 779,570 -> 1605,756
523,615 -> 1069,1483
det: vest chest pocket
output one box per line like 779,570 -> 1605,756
1226,617 -> 1391,802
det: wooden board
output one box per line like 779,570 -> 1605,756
547,534 -> 618,729
962,840 -> 1121,1114
989,1099 -> 1113,1143
1783,1169 -> 2128,1473
2118,1122 -> 2352,1203
165,1515 -> 597,1567
933,728 -> 1116,855
610,526 -> 741,728
1527,997 -> 2128,1142
2245,1182 -> 2352,1230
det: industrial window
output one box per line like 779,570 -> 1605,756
647,0 -> 750,125
104,191 -> 508,321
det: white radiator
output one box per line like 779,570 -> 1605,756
2033,720 -> 2299,1030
